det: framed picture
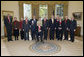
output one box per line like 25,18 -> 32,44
72,12 -> 82,20
2,10 -> 14,21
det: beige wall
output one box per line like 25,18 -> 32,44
68,1 -> 83,36
1,1 -> 19,36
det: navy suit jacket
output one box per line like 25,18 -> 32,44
70,20 -> 77,31
42,19 -> 49,30
22,20 -> 30,32
58,20 -> 64,30
63,19 -> 70,30
4,16 -> 12,32
49,19 -> 55,30
54,19 -> 59,29
30,19 -> 37,26
30,19 -> 37,31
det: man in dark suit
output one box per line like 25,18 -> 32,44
49,15 -> 55,40
4,14 -> 13,42
30,16 -> 37,40
22,17 -> 30,41
70,17 -> 77,42
42,17 -> 49,40
36,26 -> 43,42
54,15 -> 59,40
36,17 -> 43,42
63,16 -> 70,40
58,17 -> 64,41
19,17 -> 24,40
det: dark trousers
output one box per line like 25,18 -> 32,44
36,32 -> 43,41
24,32 -> 29,40
56,29 -> 59,39
20,29 -> 24,40
70,30 -> 75,42
15,36 -> 18,40
14,29 -> 19,40
50,29 -> 54,40
7,35 -> 12,41
58,29 -> 63,40
7,29 -> 12,41
64,29 -> 68,40
31,30 -> 36,40
44,29 -> 48,40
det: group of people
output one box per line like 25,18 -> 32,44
4,14 -> 77,42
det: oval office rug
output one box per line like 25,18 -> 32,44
29,41 -> 61,55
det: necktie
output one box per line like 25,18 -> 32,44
8,16 -> 10,22
52,19 -> 53,23
44,19 -> 46,24
65,20 -> 67,23
26,20 -> 27,24
14,21 -> 16,25
8,17 -> 10,23
38,26 -> 41,31
59,21 -> 61,25
9,19 -> 10,22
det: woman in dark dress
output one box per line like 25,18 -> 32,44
13,17 -> 19,40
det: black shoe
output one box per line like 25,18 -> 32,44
21,38 -> 23,40
71,40 -> 74,42
52,39 -> 54,40
11,40 -> 13,41
41,40 -> 43,42
64,38 -> 68,40
66,39 -> 68,40
8,40 -> 10,42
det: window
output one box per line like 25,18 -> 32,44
23,3 -> 32,20
39,5 -> 48,20
55,4 -> 64,18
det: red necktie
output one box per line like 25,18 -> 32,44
39,26 -> 41,31
65,20 -> 67,23
8,16 -> 10,23
8,17 -> 10,23
26,20 -> 27,24
14,21 -> 16,25
44,19 -> 46,23
59,21 -> 61,25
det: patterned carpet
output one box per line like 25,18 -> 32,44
29,42 -> 61,55
2,36 -> 83,56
